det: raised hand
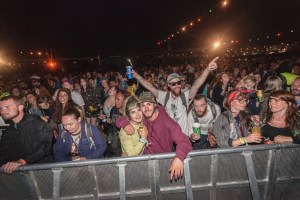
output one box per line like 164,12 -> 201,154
206,57 -> 219,72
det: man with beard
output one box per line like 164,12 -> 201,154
116,92 -> 192,180
188,94 -> 221,149
0,96 -> 53,174
291,77 -> 300,110
132,57 -> 218,136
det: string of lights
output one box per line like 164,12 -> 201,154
156,1 -> 229,46
156,1 -> 296,48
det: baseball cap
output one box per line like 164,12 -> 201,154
62,79 -> 74,85
167,73 -> 182,83
138,92 -> 156,104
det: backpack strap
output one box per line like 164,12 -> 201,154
164,91 -> 188,111
180,92 -> 188,111
164,92 -> 170,108
84,122 -> 96,149
61,129 -> 66,143
206,98 -> 217,120
191,108 -> 199,123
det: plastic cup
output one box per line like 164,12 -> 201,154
126,66 -> 133,79
192,123 -> 201,136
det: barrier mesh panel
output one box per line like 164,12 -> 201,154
189,155 -> 211,185
125,160 -> 150,191
0,172 -> 30,200
95,163 -> 120,194
60,166 -> 94,197
159,158 -> 186,188
217,187 -> 252,200
32,170 -> 53,199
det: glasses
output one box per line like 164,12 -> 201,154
236,98 -> 249,104
181,79 -> 186,82
168,81 -> 182,87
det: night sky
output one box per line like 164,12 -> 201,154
0,0 -> 299,57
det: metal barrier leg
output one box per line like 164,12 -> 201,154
148,160 -> 161,200
242,151 -> 261,200
52,168 -> 64,200
88,165 -> 99,199
116,162 -> 127,200
210,154 -> 218,200
264,149 -> 280,200
21,172 -> 40,200
184,157 -> 193,200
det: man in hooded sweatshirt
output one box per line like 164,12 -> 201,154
116,92 -> 192,180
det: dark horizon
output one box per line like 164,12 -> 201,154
0,0 -> 300,58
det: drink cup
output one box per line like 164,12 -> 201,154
192,123 -> 201,136
251,126 -> 261,136
126,66 -> 133,79
256,90 -> 263,102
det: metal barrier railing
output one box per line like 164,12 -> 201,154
1,143 -> 300,200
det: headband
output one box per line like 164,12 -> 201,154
227,87 -> 253,106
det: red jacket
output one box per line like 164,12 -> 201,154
116,106 -> 192,161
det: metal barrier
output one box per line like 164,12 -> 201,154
1,144 -> 300,200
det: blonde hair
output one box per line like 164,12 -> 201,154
263,75 -> 282,93
236,74 -> 256,89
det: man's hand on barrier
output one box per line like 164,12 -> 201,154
1,162 -> 21,174
124,124 -> 135,135
169,158 -> 184,180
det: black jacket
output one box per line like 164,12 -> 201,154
0,114 -> 54,166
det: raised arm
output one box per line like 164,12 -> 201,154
189,57 -> 219,100
133,70 -> 159,98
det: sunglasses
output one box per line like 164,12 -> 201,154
168,81 -> 182,86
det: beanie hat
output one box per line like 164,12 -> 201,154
125,96 -> 140,117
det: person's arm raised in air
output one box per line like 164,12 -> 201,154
132,70 -> 159,98
189,57 -> 219,100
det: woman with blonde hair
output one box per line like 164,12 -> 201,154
119,96 -> 148,156
236,74 -> 261,114
260,75 -> 283,114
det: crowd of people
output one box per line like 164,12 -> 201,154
0,53 -> 300,180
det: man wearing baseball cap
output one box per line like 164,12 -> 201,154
131,57 -> 218,136
116,92 -> 192,180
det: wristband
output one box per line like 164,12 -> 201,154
139,137 -> 148,144
137,76 -> 142,82
239,137 -> 245,145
